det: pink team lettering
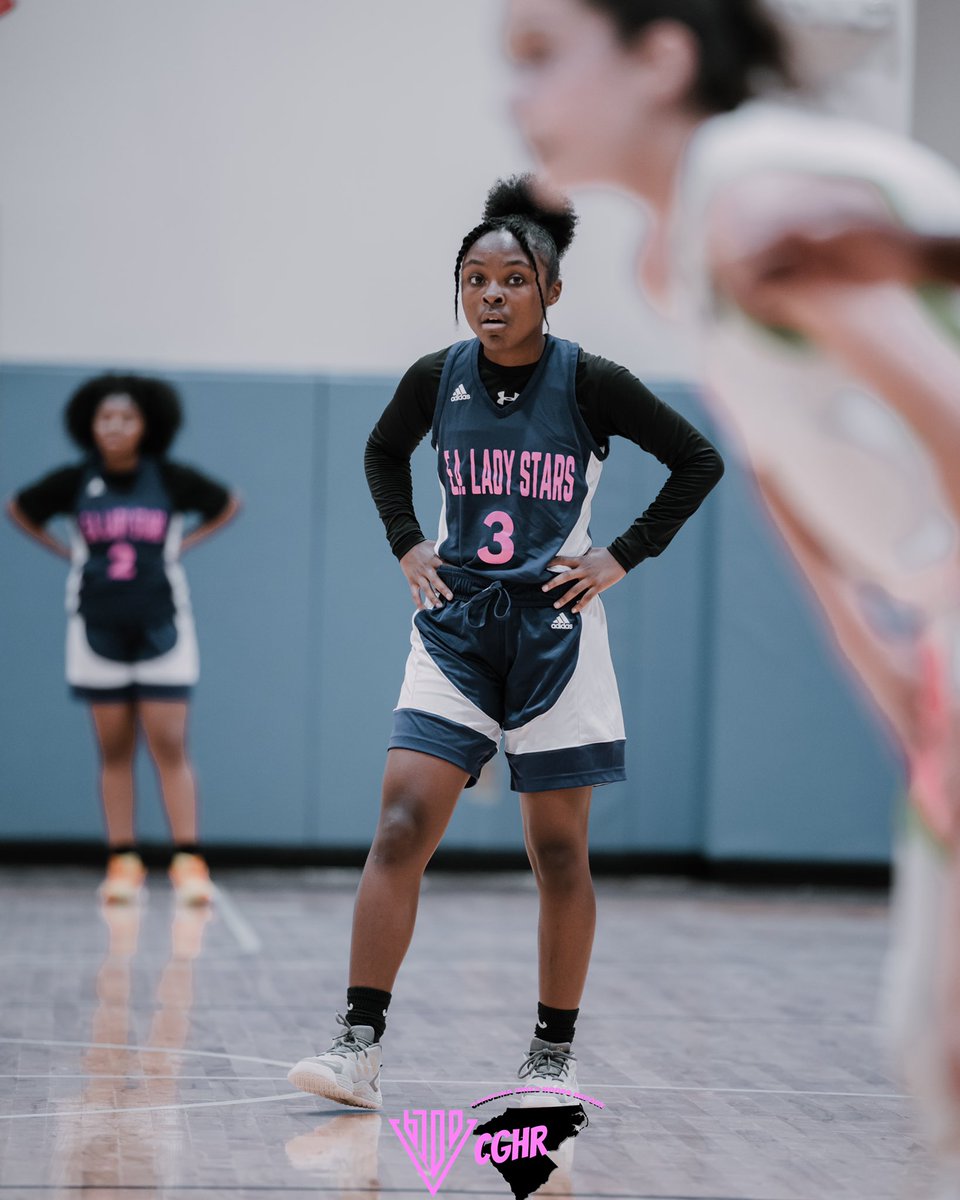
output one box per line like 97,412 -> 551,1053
78,507 -> 168,544
449,448 -> 575,503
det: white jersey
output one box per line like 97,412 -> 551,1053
669,101 -> 960,624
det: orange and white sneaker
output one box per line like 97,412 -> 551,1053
98,851 -> 147,904
168,852 -> 214,906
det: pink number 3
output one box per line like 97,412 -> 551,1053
477,510 -> 515,565
107,541 -> 138,581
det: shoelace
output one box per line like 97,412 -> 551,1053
323,1013 -> 373,1059
464,579 -> 513,629
518,1046 -> 572,1081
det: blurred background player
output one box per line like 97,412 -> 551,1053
287,176 -> 723,1109
7,375 -> 241,905
504,0 -> 960,1188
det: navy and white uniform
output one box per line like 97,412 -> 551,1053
370,334 -> 724,792
16,457 -> 230,701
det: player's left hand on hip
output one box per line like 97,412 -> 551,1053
542,548 -> 626,613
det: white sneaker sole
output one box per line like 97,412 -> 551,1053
515,1076 -> 580,1107
287,1060 -> 382,1110
515,1091 -> 580,1107
173,884 -> 214,907
98,882 -> 145,904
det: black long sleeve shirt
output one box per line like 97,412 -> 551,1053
365,345 -> 724,572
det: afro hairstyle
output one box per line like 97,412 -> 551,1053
64,373 -> 183,457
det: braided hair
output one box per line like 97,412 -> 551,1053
454,175 -> 578,324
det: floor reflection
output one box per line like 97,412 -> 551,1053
285,1112 -> 382,1199
536,1133 -> 576,1195
49,901 -> 212,1196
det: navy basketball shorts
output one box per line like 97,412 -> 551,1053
66,611 -> 199,702
389,570 -> 626,793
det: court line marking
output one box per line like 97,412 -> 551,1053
0,1039 -> 910,1104
0,1091 -> 301,1121
0,1189 -> 784,1198
209,883 -> 262,955
388,1078 -> 909,1100
0,1074 -> 910,1101
0,1037 -> 290,1069
0,1080 -> 292,1089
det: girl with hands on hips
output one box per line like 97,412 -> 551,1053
287,175 -> 722,1113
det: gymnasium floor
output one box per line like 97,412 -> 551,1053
0,866 -> 934,1200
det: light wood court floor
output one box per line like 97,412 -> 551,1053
0,867 -> 936,1199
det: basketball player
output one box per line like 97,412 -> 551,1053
503,0 -> 960,1185
287,176 -> 724,1109
7,375 -> 240,904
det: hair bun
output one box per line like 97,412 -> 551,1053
482,174 -> 578,257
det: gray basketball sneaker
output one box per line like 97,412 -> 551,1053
288,1016 -> 383,1110
517,1037 -> 578,1103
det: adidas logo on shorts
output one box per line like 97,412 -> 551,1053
450,382 -> 470,403
551,611 -> 574,630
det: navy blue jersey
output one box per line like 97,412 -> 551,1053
432,336 -> 607,585
69,457 -> 179,626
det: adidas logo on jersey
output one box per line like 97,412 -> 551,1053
450,383 -> 470,403
551,611 -> 574,630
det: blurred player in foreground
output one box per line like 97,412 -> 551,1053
504,0 -> 960,1189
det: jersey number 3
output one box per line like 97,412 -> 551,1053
477,511 -> 515,565
107,541 -> 138,581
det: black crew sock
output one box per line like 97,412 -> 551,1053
172,843 -> 201,858
108,843 -> 138,860
346,986 -> 392,1043
535,1002 -> 578,1046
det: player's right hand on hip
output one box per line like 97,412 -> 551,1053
400,541 -> 454,611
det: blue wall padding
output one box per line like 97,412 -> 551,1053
0,365 -> 899,860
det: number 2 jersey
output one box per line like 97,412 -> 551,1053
366,335 -> 725,586
15,457 -> 230,627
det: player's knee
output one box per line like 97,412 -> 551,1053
98,730 -> 137,765
371,800 -> 432,868
528,837 -> 589,888
146,726 -> 187,766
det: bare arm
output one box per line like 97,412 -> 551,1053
753,472 -> 917,755
180,494 -> 242,554
5,498 -> 71,559
709,174 -> 960,525
709,172 -> 960,292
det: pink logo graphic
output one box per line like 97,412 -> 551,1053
389,1108 -> 478,1196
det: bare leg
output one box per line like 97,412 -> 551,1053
349,749 -> 469,989
90,702 -> 138,845
138,700 -> 197,843
521,786 -> 595,1009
